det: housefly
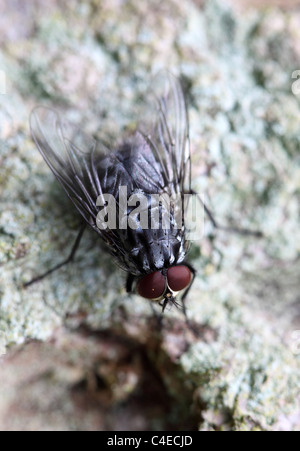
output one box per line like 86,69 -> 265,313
25,73 -> 196,312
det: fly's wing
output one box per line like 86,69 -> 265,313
139,72 -> 191,195
30,74 -> 191,273
30,107 -> 134,271
30,107 -> 104,226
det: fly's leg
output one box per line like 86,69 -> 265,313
177,264 -> 202,337
203,203 -> 263,237
124,273 -> 137,309
23,223 -> 87,288
180,264 -> 198,331
126,274 -> 135,294
191,190 -> 263,238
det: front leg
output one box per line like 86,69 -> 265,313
180,263 -> 196,318
180,263 -> 201,336
126,273 -> 136,293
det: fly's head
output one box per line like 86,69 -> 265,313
136,265 -> 192,312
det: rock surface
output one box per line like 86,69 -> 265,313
0,0 -> 299,431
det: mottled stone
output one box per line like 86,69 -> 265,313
0,0 -> 299,431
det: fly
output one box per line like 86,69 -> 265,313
24,72 -> 262,313
24,73 -> 197,313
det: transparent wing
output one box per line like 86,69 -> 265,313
30,107 -> 172,274
139,71 -> 191,195
31,107 -> 138,273
30,106 -> 105,226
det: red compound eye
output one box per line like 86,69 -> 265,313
167,266 -> 191,292
137,271 -> 166,299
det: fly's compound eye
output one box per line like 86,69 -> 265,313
167,266 -> 192,292
137,271 -> 166,300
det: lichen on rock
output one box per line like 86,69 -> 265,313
0,0 -> 299,431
